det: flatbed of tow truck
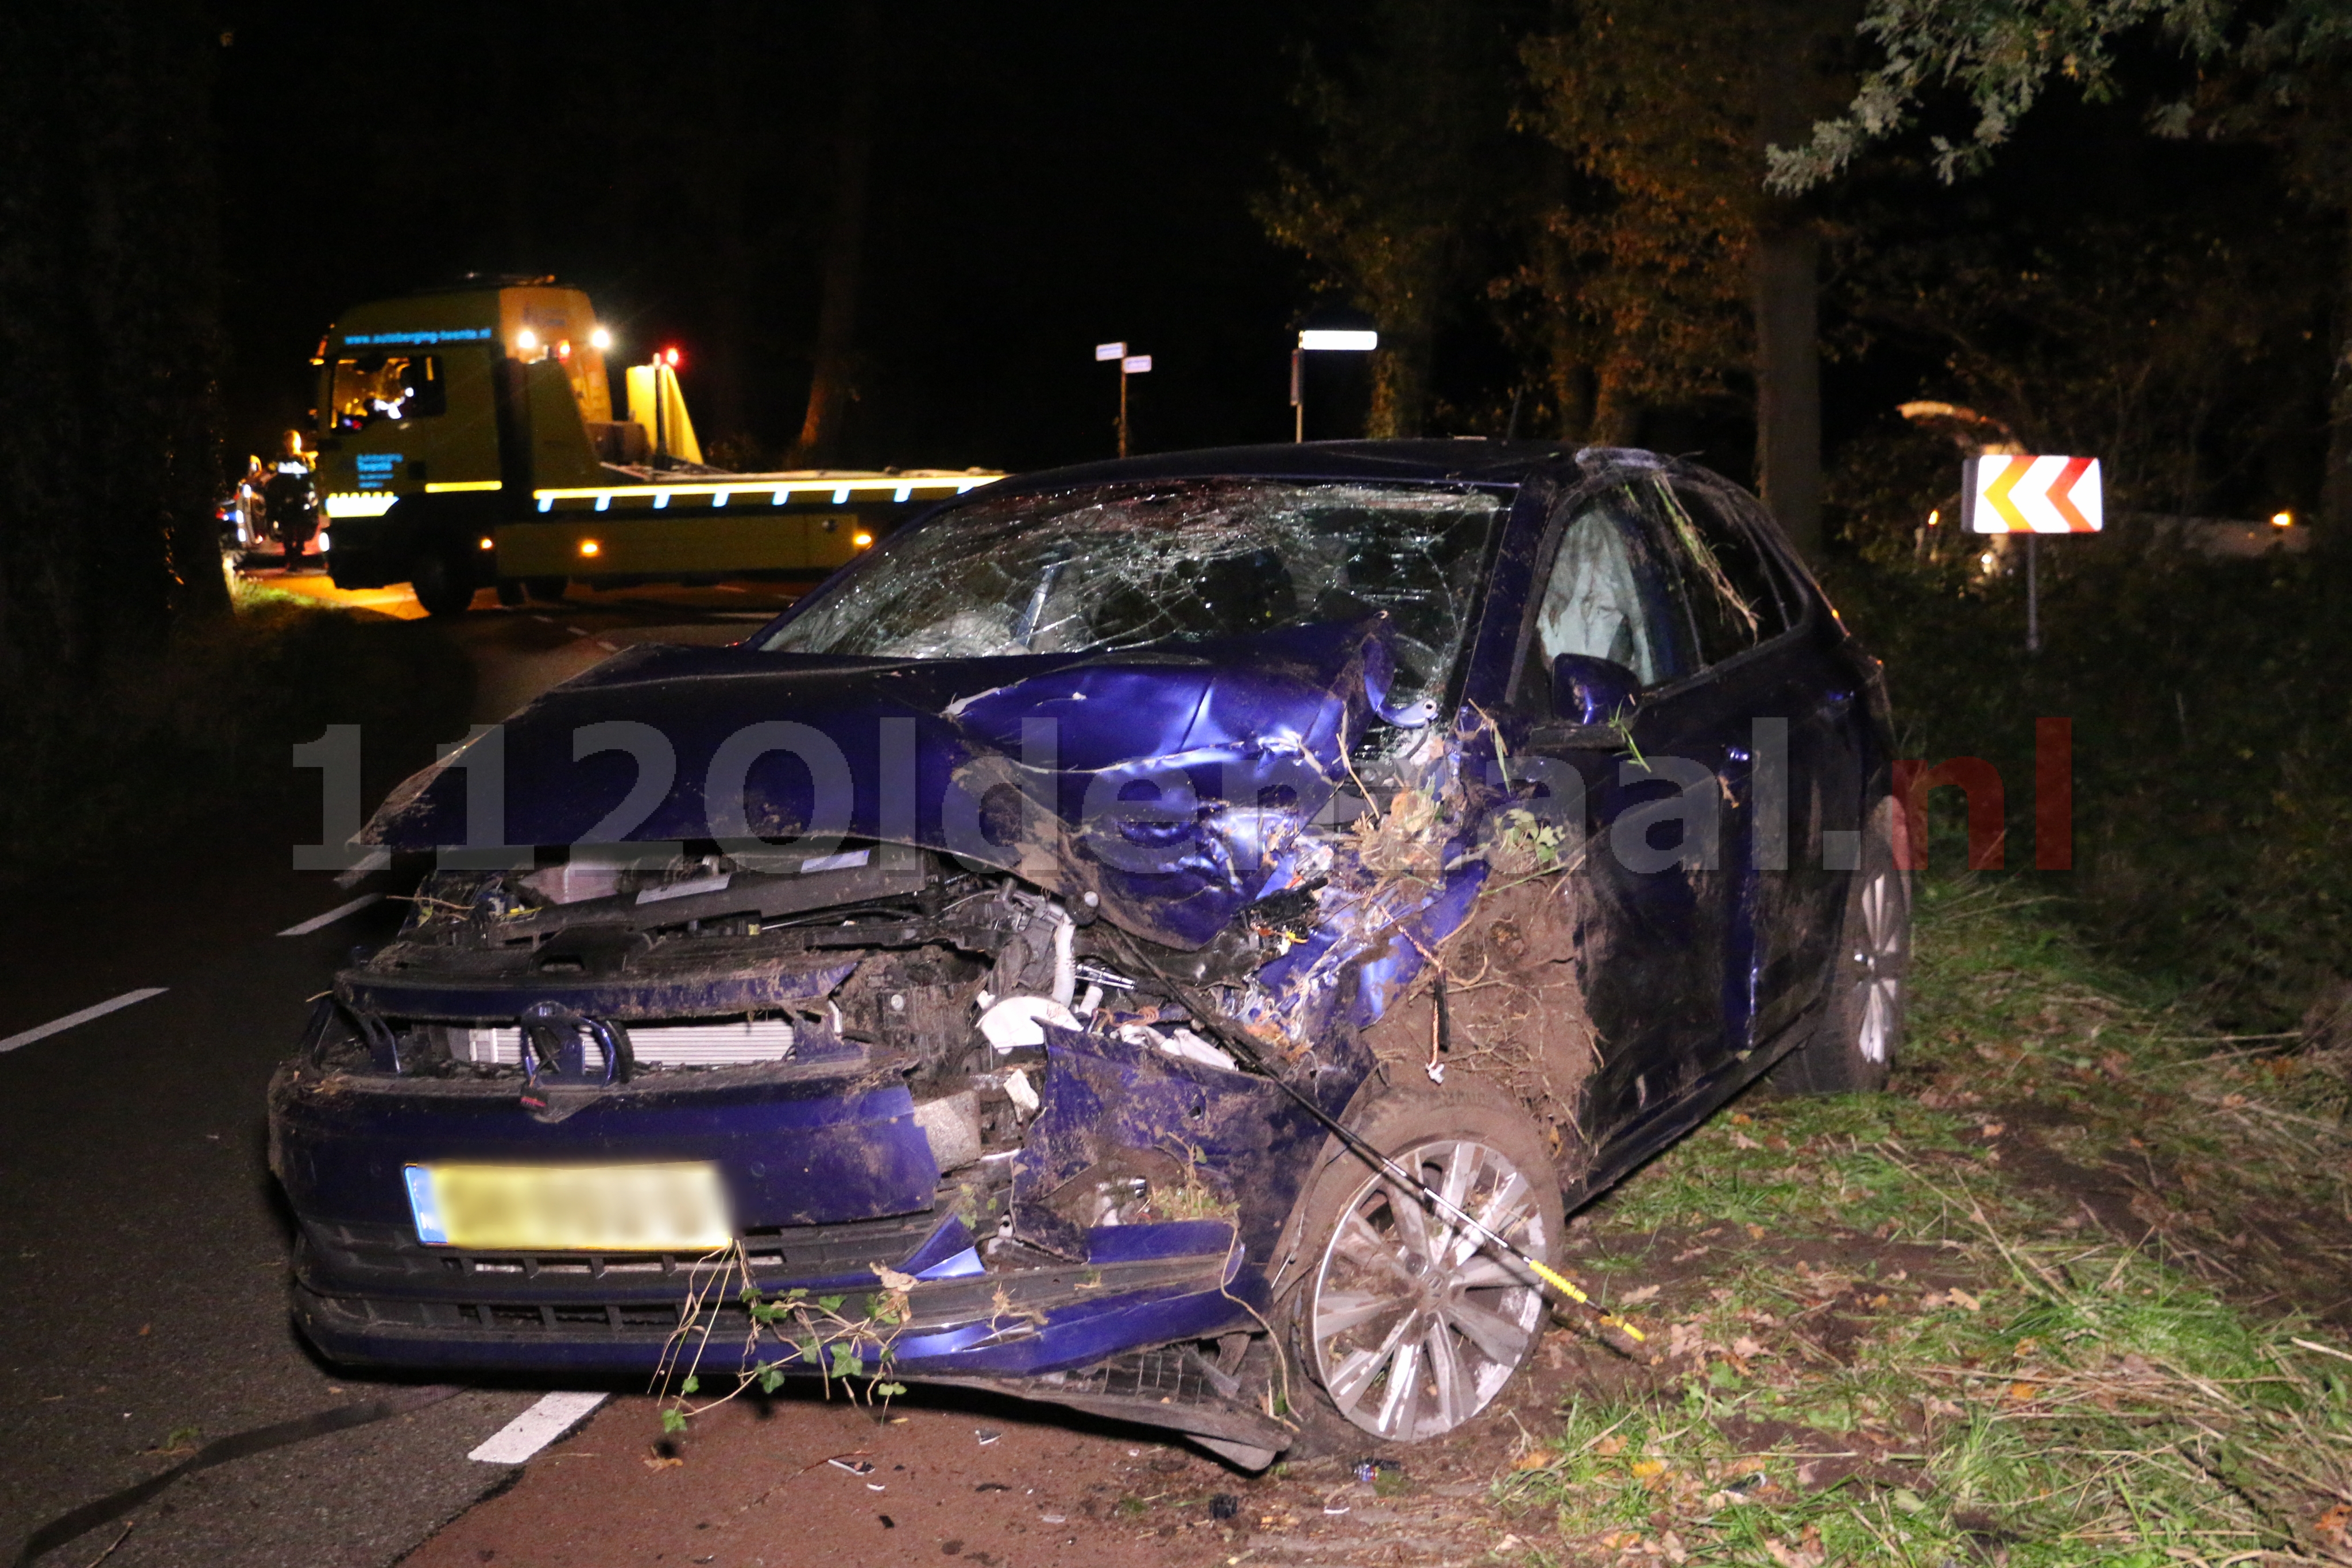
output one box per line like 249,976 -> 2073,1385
307,280 -> 997,613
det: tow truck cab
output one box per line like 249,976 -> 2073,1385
313,282 -> 995,613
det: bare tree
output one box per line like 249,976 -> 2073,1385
1259,0 -> 1513,438
788,1 -> 879,469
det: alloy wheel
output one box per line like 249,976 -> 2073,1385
1854,869 -> 1906,1064
1307,1137 -> 1548,1442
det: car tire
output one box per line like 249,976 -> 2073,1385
1773,796 -> 1910,1094
1277,1080 -> 1562,1453
410,547 -> 475,617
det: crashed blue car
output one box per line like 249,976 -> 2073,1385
268,440 -> 1908,1466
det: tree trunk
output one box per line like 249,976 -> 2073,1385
1552,357 -> 1597,444
0,2 -> 225,694
1752,223 -> 1823,555
2323,207 -> 2352,542
700,2 -> 754,456
1589,359 -> 1642,446
1747,0 -> 1852,561
1533,148 -> 1599,444
787,1 -> 877,469
1370,301 -> 1434,438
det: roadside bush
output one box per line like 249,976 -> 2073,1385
1828,544 -> 2352,1028
0,584 -> 472,885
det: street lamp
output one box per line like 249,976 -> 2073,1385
1290,307 -> 1379,442
1096,342 -> 1152,458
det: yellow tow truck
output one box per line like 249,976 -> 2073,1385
311,279 -> 997,614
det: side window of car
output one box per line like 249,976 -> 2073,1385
1656,479 -> 1792,666
1512,485 -> 1692,718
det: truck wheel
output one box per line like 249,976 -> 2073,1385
1772,796 -> 1910,1094
1279,1081 -> 1560,1451
524,576 -> 568,603
494,579 -> 525,607
410,548 -> 475,617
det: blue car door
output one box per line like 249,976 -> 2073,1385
1471,460 -> 1766,1155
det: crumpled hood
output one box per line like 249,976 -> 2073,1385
360,618 -> 1422,948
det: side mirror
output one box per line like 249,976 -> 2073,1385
1551,653 -> 1640,726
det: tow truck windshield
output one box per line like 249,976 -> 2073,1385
328,353 -> 446,430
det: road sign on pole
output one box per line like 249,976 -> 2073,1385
1963,454 -> 2103,534
1100,347 -> 1150,458
1962,454 -> 2102,654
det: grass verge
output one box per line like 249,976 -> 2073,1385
1495,876 -> 2352,1566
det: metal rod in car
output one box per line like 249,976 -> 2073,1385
1127,951 -> 1647,1346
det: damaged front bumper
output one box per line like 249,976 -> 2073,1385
269,994 -> 1324,1461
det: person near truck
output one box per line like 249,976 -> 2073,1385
267,431 -> 319,570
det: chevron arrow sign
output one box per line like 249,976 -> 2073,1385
1963,454 -> 2103,533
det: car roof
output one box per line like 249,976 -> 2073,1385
978,438 -> 1583,498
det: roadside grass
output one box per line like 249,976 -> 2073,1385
0,580 -> 472,885
1495,875 -> 2352,1566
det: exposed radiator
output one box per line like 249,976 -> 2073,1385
458,1019 -> 799,1067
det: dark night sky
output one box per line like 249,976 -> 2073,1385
212,1 -> 1328,474
204,4 -> 2327,517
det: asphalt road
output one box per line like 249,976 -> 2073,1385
0,576 -> 804,1567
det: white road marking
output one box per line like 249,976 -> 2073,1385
566,626 -> 590,636
277,893 -> 383,936
1,988 -> 169,1054
468,1391 -> 609,1465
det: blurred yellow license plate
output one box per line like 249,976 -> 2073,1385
404,1162 -> 732,1251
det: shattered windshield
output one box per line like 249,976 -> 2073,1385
760,480 -> 1506,701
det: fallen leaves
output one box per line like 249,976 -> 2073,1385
1596,1528 -> 1688,1561
1763,1523 -> 1825,1567
2313,1502 -> 2350,1556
